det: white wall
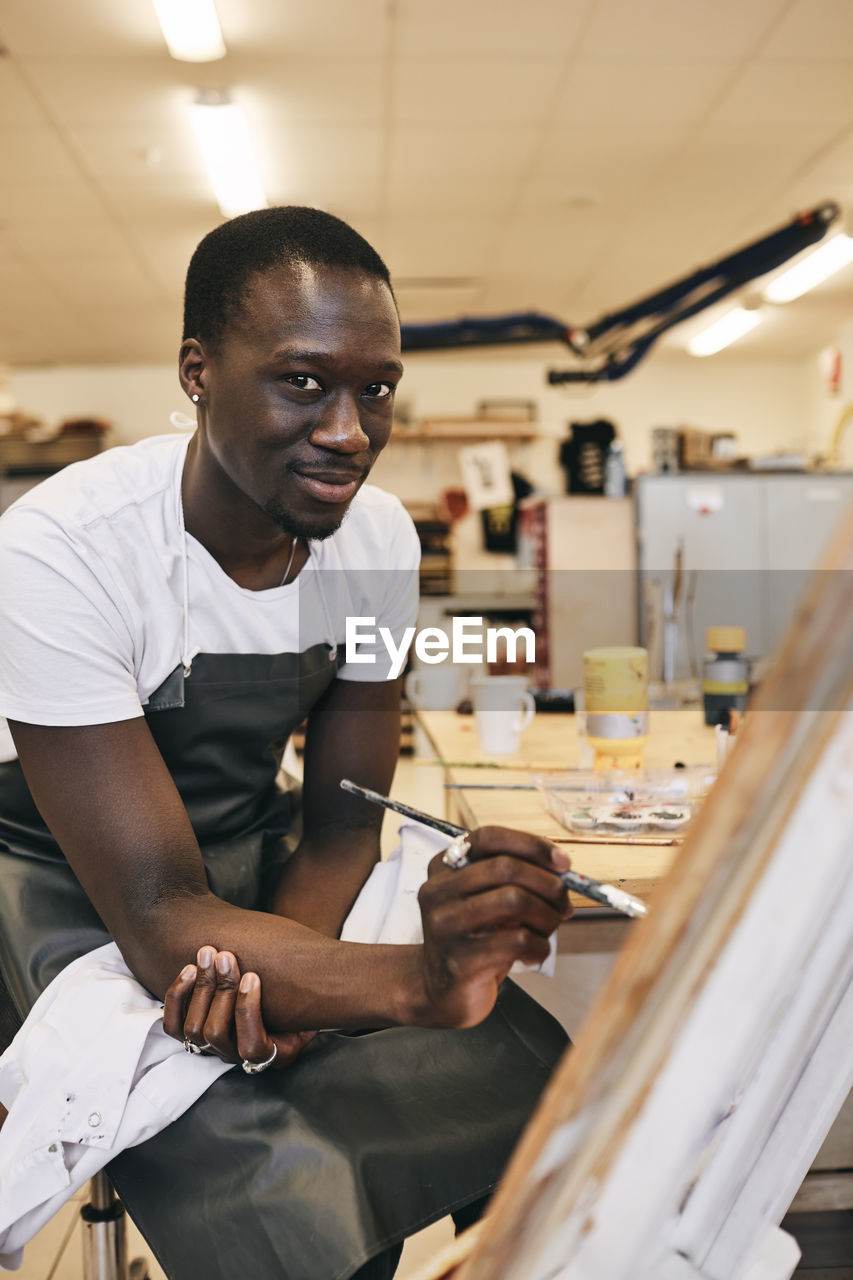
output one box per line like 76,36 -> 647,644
10,347 -> 822,505
374,348 -> 817,502
801,322 -> 853,470
10,364 -> 186,446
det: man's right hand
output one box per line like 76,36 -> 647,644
415,826 -> 573,1029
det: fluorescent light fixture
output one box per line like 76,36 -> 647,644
687,306 -> 763,357
763,234 -> 853,303
189,95 -> 267,218
152,0 -> 226,62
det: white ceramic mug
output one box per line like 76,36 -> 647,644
404,664 -> 465,711
470,676 -> 536,755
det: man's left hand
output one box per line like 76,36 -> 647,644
163,946 -> 317,1069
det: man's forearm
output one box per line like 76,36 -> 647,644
271,825 -> 382,937
120,891 -> 426,1033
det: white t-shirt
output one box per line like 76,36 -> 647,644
0,433 -> 420,754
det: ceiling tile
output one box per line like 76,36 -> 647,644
20,56 -> 199,126
0,179 -> 107,221
708,62 -> 853,129
552,58 -> 738,128
668,298 -> 849,358
756,176 -> 853,232
0,328 -> 73,365
579,0 -> 788,59
24,308 -> 178,365
396,282 -> 485,324
254,124 -> 384,212
0,59 -> 45,125
567,197 -> 772,316
396,0 -> 592,58
655,138 -> 826,197
386,171 -> 517,217
0,280 -> 80,343
760,0 -> 853,59
0,0 -> 161,56
67,122 -> 200,179
528,124 -> 690,210
523,128 -> 688,213
235,57 -> 385,126
490,209 -> 617,280
389,124 -> 540,178
514,175 -> 648,220
719,190 -> 850,264
687,122 -> 833,168
678,123 -> 846,227
380,214 -> 502,277
536,119 -> 692,163
386,123 -> 538,214
799,128 -> 853,182
216,0 -> 393,56
4,216 -> 131,259
477,275 -> 578,317
103,180 -> 222,226
270,183 -> 383,221
0,259 -> 41,298
392,57 -> 566,125
47,258 -> 161,309
0,125 -> 82,181
0,0 -> 850,366
118,220 -> 221,295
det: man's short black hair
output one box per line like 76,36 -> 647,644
183,206 -> 394,349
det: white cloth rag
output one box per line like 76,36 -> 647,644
0,820 -> 554,1268
0,944 -> 231,1270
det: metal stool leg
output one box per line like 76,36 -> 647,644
81,1173 -> 149,1280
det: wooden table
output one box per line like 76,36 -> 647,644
414,708 -> 717,910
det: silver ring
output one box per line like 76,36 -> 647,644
183,1037 -> 211,1055
242,1042 -> 278,1074
441,835 -> 472,870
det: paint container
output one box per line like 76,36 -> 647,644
573,687 -> 595,768
702,627 -> 749,727
583,646 -> 649,770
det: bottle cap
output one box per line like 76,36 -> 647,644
706,626 -> 745,653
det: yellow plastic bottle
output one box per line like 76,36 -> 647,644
583,646 -> 649,771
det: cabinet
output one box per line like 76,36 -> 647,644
636,473 -> 853,676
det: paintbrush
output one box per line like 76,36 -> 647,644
339,779 -> 648,919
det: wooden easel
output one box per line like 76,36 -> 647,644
414,508 -> 853,1280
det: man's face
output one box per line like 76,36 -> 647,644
196,261 -> 402,541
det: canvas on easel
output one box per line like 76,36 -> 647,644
412,508 -> 853,1280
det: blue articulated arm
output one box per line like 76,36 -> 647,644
400,311 -> 574,351
398,202 -> 839,383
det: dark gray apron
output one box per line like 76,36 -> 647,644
0,646 -> 567,1280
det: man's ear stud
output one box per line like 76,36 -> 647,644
191,394 -> 200,403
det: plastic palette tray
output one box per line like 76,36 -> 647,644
533,766 -> 715,842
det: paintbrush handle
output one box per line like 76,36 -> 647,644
339,779 -> 647,919
339,778 -> 463,837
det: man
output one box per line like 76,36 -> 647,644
0,208 -> 569,1279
